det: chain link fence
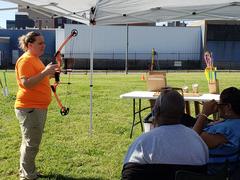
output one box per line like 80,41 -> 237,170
2,52 -> 240,70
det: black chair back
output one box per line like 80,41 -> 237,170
121,163 -> 207,180
175,169 -> 227,180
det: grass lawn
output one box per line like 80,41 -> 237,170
0,70 -> 239,179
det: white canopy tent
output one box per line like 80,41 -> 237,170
2,0 -> 240,134
2,0 -> 240,25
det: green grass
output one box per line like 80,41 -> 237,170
0,71 -> 240,179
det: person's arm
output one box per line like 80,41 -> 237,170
200,132 -> 227,149
193,100 -> 227,148
21,63 -> 58,88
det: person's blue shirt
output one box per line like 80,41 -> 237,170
204,119 -> 240,164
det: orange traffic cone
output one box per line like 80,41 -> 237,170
141,74 -> 145,80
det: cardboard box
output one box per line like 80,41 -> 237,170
208,79 -> 219,94
146,71 -> 166,91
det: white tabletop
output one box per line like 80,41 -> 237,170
120,91 -> 220,102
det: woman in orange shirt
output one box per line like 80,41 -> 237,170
15,31 -> 58,180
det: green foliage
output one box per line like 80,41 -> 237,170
0,71 -> 239,179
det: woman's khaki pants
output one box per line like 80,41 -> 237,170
15,108 -> 47,180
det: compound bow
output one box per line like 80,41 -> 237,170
51,29 -> 78,116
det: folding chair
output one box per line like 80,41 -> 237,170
122,162 -> 207,180
175,160 -> 229,180
175,169 -> 227,180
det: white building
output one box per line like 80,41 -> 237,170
56,24 -> 202,70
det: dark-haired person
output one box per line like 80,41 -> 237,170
123,89 -> 208,166
194,87 -> 240,179
15,31 -> 58,180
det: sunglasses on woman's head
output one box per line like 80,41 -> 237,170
217,103 -> 227,107
160,87 -> 183,96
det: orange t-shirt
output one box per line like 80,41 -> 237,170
15,52 -> 52,108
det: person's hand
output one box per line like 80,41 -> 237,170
42,63 -> 58,77
201,100 -> 218,116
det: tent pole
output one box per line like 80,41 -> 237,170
89,24 -> 94,135
125,24 -> 129,74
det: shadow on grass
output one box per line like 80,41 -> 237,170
39,174 -> 104,180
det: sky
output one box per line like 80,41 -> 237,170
0,1 -> 17,28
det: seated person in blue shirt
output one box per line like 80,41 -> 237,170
193,87 -> 240,179
124,88 -> 209,165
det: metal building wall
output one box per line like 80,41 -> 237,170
63,24 -> 202,70
206,22 -> 240,69
64,24 -> 202,59
63,24 -> 126,59
0,37 -> 10,67
128,26 -> 201,61
0,29 -> 55,68
208,41 -> 240,61
64,24 -> 201,61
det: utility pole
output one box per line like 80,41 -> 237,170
125,24 -> 129,74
